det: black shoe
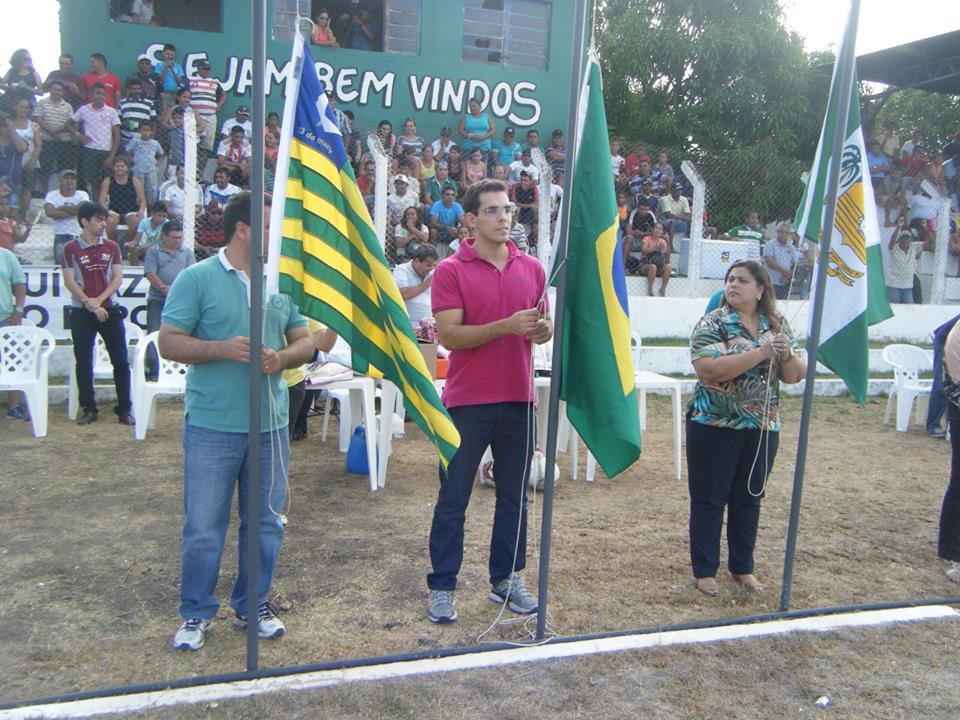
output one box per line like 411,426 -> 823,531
118,412 -> 136,426
291,428 -> 307,441
76,409 -> 99,425
928,427 -> 947,439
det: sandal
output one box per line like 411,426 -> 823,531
731,573 -> 764,592
694,577 -> 719,596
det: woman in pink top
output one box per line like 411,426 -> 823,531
463,148 -> 486,189
639,222 -> 672,296
311,9 -> 340,47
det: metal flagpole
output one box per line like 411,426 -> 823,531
779,0 -> 861,612
246,0 -> 267,671
535,0 -> 590,641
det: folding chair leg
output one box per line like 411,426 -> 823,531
361,386 -> 377,492
883,389 -> 895,425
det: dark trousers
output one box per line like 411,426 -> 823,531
146,297 -> 164,379
427,402 -> 535,591
938,403 -> 960,561
927,334 -> 947,433
686,420 -> 779,578
287,380 -> 306,438
70,306 -> 131,415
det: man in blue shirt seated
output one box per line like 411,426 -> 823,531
429,186 -> 464,256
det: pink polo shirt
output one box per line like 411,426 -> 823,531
432,238 -> 547,408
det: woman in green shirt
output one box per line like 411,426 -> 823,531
686,260 -> 804,596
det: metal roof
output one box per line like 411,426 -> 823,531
856,29 -> 960,95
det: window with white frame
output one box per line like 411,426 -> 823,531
462,0 -> 551,71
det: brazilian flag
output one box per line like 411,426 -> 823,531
561,50 -> 642,477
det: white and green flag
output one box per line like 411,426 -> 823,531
794,28 -> 892,405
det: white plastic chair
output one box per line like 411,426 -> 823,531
584,331 -> 683,482
882,343 -> 933,432
0,325 -> 55,437
132,331 -> 187,440
68,321 -> 144,420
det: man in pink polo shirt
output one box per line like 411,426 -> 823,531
426,179 -> 552,624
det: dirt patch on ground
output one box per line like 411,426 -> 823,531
1,395 -> 957,706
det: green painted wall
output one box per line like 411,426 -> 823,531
59,1 -> 575,139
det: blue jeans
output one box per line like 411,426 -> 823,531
887,286 -> 913,304
928,332 -> 947,433
179,421 -> 289,620
427,402 -> 535,591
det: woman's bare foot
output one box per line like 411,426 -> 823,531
731,573 -> 764,592
694,577 -> 719,596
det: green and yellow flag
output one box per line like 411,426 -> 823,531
561,50 -> 642,477
269,33 -> 459,467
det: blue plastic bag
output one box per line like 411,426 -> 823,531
346,426 -> 369,475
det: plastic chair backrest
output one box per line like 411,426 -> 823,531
92,321 -> 144,372
139,331 -> 188,390
0,325 -> 53,381
881,343 -> 931,386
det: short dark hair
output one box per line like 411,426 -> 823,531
163,43 -> 176,52
412,244 -> 438,262
222,191 -> 272,243
138,120 -> 154,130
90,53 -> 107,65
162,220 -> 183,236
59,53 -> 73,62
230,125 -> 244,134
126,78 -> 141,87
463,179 -> 507,215
77,201 -> 108,224
90,82 -> 106,93
48,80 -> 64,90
150,201 -> 167,214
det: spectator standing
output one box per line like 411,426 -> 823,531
127,54 -> 162,103
43,54 -> 86,110
0,243 -> 27,420
154,43 -> 186,111
885,229 -> 920,304
458,98 -> 495,161
44,169 -> 89,264
878,121 -> 900,159
938,322 -> 960,583
69,83 -> 121,197
119,79 -> 157,149
394,243 -> 437,326
10,97 -> 40,220
127,121 -> 165,204
901,129 -> 924,161
651,151 -> 675,192
524,129 -> 540,154
610,139 -> 625,178
61,201 -> 134,426
82,54 -> 122,108
1,49 -> 43,106
660,182 -> 691,242
35,81 -> 78,188
162,107 -> 187,175
425,179 -> 552,624
159,192 -> 314,651
341,9 -> 380,50
130,0 -> 157,24
762,223 -> 797,299
188,59 -> 224,161
546,129 -> 566,181
510,171 -> 538,240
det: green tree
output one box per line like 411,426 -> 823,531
597,0 -> 830,160
873,89 -> 960,156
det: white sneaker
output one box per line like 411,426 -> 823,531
234,601 -> 285,639
172,618 -> 211,651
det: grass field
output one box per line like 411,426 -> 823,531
2,394 -> 958,716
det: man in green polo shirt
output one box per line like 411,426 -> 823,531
159,191 -> 314,651
724,211 -> 764,243
423,161 -> 459,205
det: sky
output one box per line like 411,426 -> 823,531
1,0 -> 959,77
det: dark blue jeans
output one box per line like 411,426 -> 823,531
686,420 -> 779,578
427,402 -> 535,591
938,403 -> 960,562
927,333 -> 947,433
69,306 -> 131,415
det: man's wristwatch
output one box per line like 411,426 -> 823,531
13,305 -> 23,313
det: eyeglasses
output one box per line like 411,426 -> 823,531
479,203 -> 517,217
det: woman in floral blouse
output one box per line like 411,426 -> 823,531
686,260 -> 804,596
